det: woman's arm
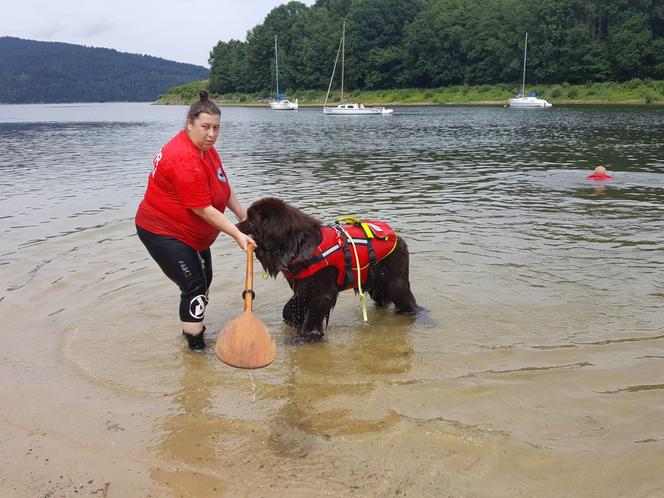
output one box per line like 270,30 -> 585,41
191,205 -> 255,250
226,192 -> 247,222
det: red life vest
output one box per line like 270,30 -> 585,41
587,173 -> 613,180
283,221 -> 399,289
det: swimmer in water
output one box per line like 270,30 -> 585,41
587,165 -> 614,180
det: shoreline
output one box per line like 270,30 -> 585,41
155,99 -> 664,107
1,99 -> 660,107
156,79 -> 664,107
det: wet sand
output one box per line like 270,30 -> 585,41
2,219 -> 663,497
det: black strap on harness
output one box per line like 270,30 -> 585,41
367,237 -> 377,269
287,253 -> 325,276
333,224 -> 355,288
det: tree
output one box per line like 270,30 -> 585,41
344,0 -> 425,89
243,2 -> 309,93
204,0 -> 664,92
208,40 -> 248,93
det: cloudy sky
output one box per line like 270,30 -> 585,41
1,0 -> 315,67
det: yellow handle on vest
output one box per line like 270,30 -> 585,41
336,216 -> 375,239
336,216 -> 360,225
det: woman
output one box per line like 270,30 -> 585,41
135,90 -> 255,350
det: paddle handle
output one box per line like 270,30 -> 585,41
243,245 -> 255,312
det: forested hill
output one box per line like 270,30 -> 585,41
0,37 -> 209,103
209,0 -> 664,94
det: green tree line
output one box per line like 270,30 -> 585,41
208,0 -> 664,95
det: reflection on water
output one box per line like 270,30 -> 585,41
0,103 -> 663,496
151,352 -> 228,496
269,315 -> 415,443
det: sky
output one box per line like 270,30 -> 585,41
1,0 -> 315,68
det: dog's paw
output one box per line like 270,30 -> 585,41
301,330 -> 325,342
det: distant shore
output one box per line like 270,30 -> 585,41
156,79 -> 664,107
155,98 -> 662,107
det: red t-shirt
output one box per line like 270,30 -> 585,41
135,130 -> 232,250
586,173 -> 613,180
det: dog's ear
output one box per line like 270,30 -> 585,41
248,198 -> 321,277
256,209 -> 301,275
238,198 -> 278,240
244,197 -> 281,232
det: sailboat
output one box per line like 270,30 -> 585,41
508,33 -> 552,109
269,35 -> 298,110
323,21 -> 393,115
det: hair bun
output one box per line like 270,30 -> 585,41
199,90 -> 209,101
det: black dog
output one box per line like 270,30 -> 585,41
237,197 -> 418,340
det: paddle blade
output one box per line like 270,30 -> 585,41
215,311 -> 276,369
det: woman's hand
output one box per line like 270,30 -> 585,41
191,205 -> 254,250
235,232 -> 256,252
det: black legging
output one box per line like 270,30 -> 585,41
136,225 -> 213,323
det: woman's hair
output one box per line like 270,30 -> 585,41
186,90 -> 220,122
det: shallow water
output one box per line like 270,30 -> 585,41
0,102 -> 663,497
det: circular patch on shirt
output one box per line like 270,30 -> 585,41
217,167 -> 227,182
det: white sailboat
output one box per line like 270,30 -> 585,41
509,33 -> 552,109
323,21 -> 393,115
269,35 -> 298,110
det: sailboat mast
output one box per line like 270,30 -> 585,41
324,24 -> 343,107
521,32 -> 528,96
274,35 -> 279,96
341,20 -> 345,104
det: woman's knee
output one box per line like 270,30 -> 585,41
179,279 -> 208,322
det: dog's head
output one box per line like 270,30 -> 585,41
237,197 -> 322,277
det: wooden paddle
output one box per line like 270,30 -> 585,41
215,245 -> 276,369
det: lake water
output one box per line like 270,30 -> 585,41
0,102 -> 663,497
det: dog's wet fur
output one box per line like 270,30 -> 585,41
237,197 -> 419,340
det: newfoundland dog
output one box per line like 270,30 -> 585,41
236,197 -> 418,340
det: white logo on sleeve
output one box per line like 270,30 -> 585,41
151,152 -> 162,177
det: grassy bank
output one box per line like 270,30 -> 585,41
156,79 -> 664,106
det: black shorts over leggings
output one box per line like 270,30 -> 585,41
137,225 -> 213,323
